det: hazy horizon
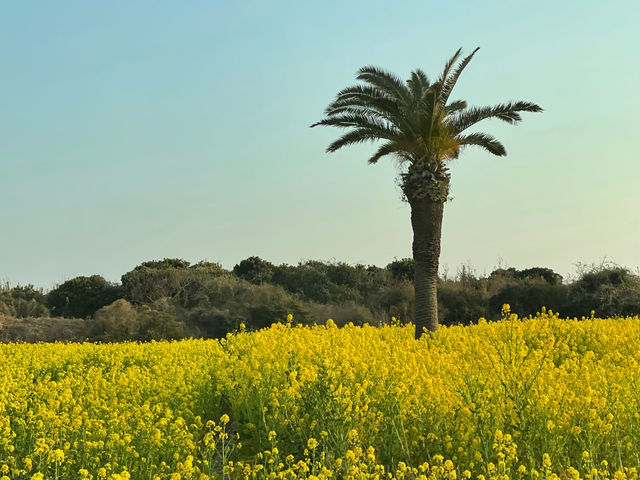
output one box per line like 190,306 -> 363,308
2,1 -> 639,289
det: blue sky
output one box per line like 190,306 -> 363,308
1,1 -> 639,288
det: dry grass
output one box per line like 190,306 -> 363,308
0,314 -> 88,342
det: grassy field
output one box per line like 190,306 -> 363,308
1,310 -> 639,480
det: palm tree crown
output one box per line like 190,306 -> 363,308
311,47 -> 542,202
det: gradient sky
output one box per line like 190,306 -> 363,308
1,1 -> 639,289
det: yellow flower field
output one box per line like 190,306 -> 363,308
1,310 -> 639,480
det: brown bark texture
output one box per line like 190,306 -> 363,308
410,197 -> 444,338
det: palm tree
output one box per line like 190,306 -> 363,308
311,48 -> 542,338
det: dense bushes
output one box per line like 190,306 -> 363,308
2,258 -> 640,342
233,256 -> 276,285
91,299 -> 185,341
564,267 -> 640,317
175,274 -> 313,337
121,259 -> 226,304
0,284 -> 49,318
46,275 -> 123,318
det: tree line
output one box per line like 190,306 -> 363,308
1,258 -> 639,342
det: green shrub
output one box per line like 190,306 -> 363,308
306,301 -> 378,327
122,258 -> 227,304
90,299 -> 184,341
0,284 -> 49,318
489,280 -> 568,318
374,280 -> 414,324
46,276 -> 122,318
90,299 -> 140,341
136,305 -> 185,341
272,262 -> 361,304
565,267 -> 640,317
233,256 -> 276,285
438,281 -> 487,326
386,258 -> 414,281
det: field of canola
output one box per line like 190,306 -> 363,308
1,309 -> 639,480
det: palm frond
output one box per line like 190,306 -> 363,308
417,87 -> 438,141
456,132 -> 506,156
326,128 -> 389,153
406,69 -> 430,100
434,48 -> 463,92
328,84 -> 394,110
325,84 -> 404,125
445,99 -> 467,114
366,141 -> 406,164
311,114 -> 402,148
311,112 -> 394,131
356,66 -> 410,102
450,101 -> 543,132
439,47 -> 480,106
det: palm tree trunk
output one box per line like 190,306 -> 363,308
410,197 -> 444,338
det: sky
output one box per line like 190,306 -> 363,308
1,1 -> 639,289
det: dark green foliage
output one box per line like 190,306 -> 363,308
515,267 -> 563,285
134,258 -> 191,270
121,258 -> 227,304
564,267 -> 640,318
7,284 -> 45,302
171,273 -> 313,337
233,256 -> 276,285
325,262 -> 360,288
186,306 -> 236,339
438,281 -> 486,326
386,258 -> 415,281
574,267 -> 628,292
375,281 -> 414,324
488,280 -> 569,318
272,261 -> 362,304
246,283 -> 312,330
190,261 -> 228,275
46,276 -> 122,318
121,258 -> 190,303
136,306 -> 185,341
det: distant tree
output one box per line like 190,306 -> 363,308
515,267 -> 563,285
377,281 -> 415,324
438,281 -> 487,326
7,284 -> 46,302
386,258 -> 415,282
0,284 -> 49,318
326,262 -> 360,288
190,260 -> 226,274
574,267 -> 628,292
565,267 -> 640,317
46,275 -> 122,318
135,259 -> 191,270
90,299 -> 140,341
233,256 -> 276,285
121,258 -> 194,304
489,280 -> 568,318
312,48 -> 542,336
272,261 -> 360,304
